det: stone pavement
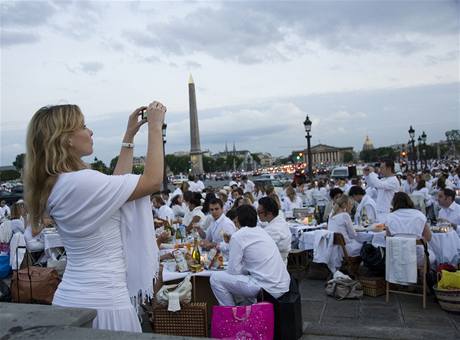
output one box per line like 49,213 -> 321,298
299,278 -> 460,340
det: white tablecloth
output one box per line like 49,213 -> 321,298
429,230 -> 460,265
162,267 -> 216,282
43,231 -> 63,251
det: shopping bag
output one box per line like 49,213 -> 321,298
11,246 -> 60,304
211,302 -> 274,340
261,276 -> 303,340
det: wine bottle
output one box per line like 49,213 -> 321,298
191,237 -> 201,264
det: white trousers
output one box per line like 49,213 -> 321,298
210,271 -> 261,306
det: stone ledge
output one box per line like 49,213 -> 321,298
1,325 -> 206,340
0,302 -> 97,337
303,321 -> 457,340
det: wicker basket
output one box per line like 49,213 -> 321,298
150,302 -> 208,337
434,285 -> 460,313
360,277 -> 386,297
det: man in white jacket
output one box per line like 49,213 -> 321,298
257,197 -> 291,265
364,160 -> 400,223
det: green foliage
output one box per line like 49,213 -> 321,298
109,156 -> 119,173
13,153 -> 25,172
360,147 -> 396,162
90,157 -> 110,174
251,153 -> 261,164
343,151 -> 354,163
203,156 -> 216,173
0,169 -> 21,181
133,165 -> 144,174
165,154 -> 190,174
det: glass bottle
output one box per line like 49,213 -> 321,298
191,237 -> 201,264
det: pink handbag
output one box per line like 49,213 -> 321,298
211,302 -> 274,340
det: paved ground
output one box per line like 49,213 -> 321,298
299,277 -> 460,340
4,271 -> 460,339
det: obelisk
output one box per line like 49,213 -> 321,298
188,74 -> 204,175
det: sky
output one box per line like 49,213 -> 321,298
1,0 -> 459,166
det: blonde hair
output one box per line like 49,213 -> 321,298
286,185 -> 296,202
332,195 -> 353,217
24,105 -> 88,233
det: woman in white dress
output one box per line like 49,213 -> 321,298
385,192 -> 434,266
24,102 -> 166,332
327,195 -> 362,257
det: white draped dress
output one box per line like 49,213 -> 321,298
48,169 -> 153,333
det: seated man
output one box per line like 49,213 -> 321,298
257,197 -> 291,265
210,205 -> 290,306
437,188 -> 460,235
195,198 -> 236,251
151,194 -> 175,224
348,186 -> 377,225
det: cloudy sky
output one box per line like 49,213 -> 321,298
1,0 -> 459,166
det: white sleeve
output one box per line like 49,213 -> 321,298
48,170 -> 140,236
366,173 -> 399,191
228,236 -> 244,275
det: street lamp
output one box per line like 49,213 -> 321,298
408,126 -> 417,171
421,131 -> 427,169
303,115 -> 313,181
162,123 -> 168,191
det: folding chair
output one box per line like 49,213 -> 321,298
333,233 -> 361,278
385,238 -> 428,309
287,249 -> 310,275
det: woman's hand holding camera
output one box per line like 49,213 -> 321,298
146,101 -> 167,130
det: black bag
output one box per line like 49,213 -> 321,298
0,279 -> 11,302
360,242 -> 385,276
260,276 -> 302,340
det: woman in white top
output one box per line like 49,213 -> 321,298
9,203 -> 26,234
312,181 -> 329,223
170,194 -> 187,219
327,195 -> 362,257
384,192 -> 433,266
183,192 -> 206,232
24,102 -> 166,332
283,185 -> 303,213
412,179 -> 433,209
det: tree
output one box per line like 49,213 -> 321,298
360,147 -> 396,162
109,156 -> 119,173
13,153 -> 25,172
90,157 -> 109,174
0,169 -> 21,181
343,151 -> 354,163
203,156 -> 216,173
165,154 -> 190,174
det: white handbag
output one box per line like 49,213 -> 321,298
156,274 -> 192,311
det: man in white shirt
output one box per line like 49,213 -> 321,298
437,188 -> 460,235
0,200 -> 10,219
257,197 -> 291,265
241,175 -> 255,194
363,160 -> 400,222
196,198 -> 236,251
151,195 -> 175,223
210,205 -> 290,306
402,173 -> 416,194
348,186 -> 377,225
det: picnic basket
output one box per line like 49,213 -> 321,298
359,276 -> 386,297
150,302 -> 208,337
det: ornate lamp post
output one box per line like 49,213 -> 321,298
421,131 -> 427,169
408,126 -> 417,171
162,123 -> 168,191
303,115 -> 313,181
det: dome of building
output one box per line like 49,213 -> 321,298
362,135 -> 374,151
